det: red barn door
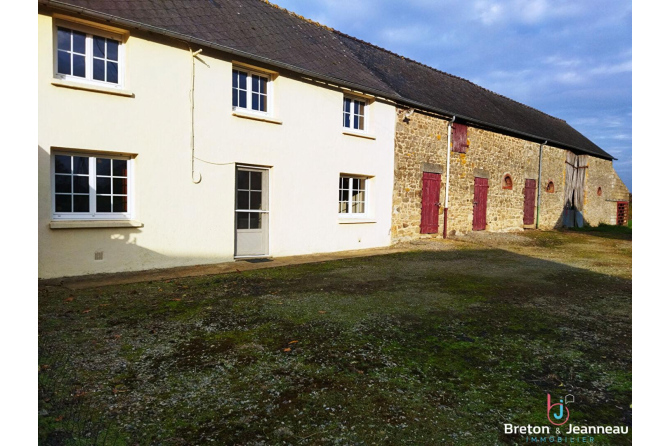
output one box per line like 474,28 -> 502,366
523,179 -> 537,225
473,177 -> 488,231
420,172 -> 441,234
616,201 -> 628,226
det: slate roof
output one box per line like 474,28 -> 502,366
40,0 -> 613,159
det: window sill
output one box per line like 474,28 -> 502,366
342,131 -> 376,140
51,79 -> 135,97
338,218 -> 376,224
50,220 -> 144,229
232,111 -> 283,125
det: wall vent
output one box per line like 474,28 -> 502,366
94,251 -> 104,261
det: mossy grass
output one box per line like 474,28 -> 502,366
39,229 -> 631,444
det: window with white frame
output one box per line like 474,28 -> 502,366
232,68 -> 270,113
55,25 -> 123,86
52,153 -> 133,220
339,175 -> 367,215
343,97 -> 366,131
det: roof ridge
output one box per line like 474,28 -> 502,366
331,29 -> 567,124
256,0 -> 402,95
259,0 -> 334,31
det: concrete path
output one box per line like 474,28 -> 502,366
39,246 -> 411,290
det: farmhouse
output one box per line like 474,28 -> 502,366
38,0 -> 629,279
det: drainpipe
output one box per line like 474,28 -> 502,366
190,47 -> 203,184
443,116 -> 455,238
535,141 -> 547,229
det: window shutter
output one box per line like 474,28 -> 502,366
452,123 -> 468,153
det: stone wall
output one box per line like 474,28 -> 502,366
536,145 -> 568,229
391,110 -> 450,240
391,107 -> 630,241
446,126 -> 569,234
583,156 -> 630,226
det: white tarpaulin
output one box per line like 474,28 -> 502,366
563,152 -> 588,227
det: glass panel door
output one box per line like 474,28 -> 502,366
235,167 -> 269,257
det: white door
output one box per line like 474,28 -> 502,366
235,166 -> 269,257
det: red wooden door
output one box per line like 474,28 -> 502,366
472,177 -> 488,231
420,172 -> 441,234
523,179 -> 537,225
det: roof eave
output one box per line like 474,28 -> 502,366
390,97 -> 613,160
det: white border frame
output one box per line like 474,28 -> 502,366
50,150 -> 135,221
342,95 -> 369,134
52,19 -> 126,90
338,173 -> 370,218
232,67 -> 274,117
234,164 -> 271,258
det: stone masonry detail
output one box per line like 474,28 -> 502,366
446,126 -> 569,235
583,156 -> 630,226
392,107 -> 630,241
392,110 -> 449,241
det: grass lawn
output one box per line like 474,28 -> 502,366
39,228 -> 632,445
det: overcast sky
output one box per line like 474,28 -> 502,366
272,0 -> 632,190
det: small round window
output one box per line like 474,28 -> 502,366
503,174 -> 513,190
597,187 -> 603,196
546,181 -> 555,193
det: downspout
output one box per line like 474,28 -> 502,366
443,116 -> 455,238
190,48 -> 203,183
535,141 -> 547,229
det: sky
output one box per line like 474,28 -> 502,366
271,0 -> 633,190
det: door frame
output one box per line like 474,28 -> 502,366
234,164 -> 271,258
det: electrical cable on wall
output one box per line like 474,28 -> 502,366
188,47 -> 237,174
194,157 -> 235,166
190,47 -> 203,183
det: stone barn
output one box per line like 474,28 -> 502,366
336,34 -> 632,239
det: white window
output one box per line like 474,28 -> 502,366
232,68 -> 270,113
343,97 -> 366,131
55,24 -> 124,86
52,153 -> 133,220
339,175 -> 367,215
